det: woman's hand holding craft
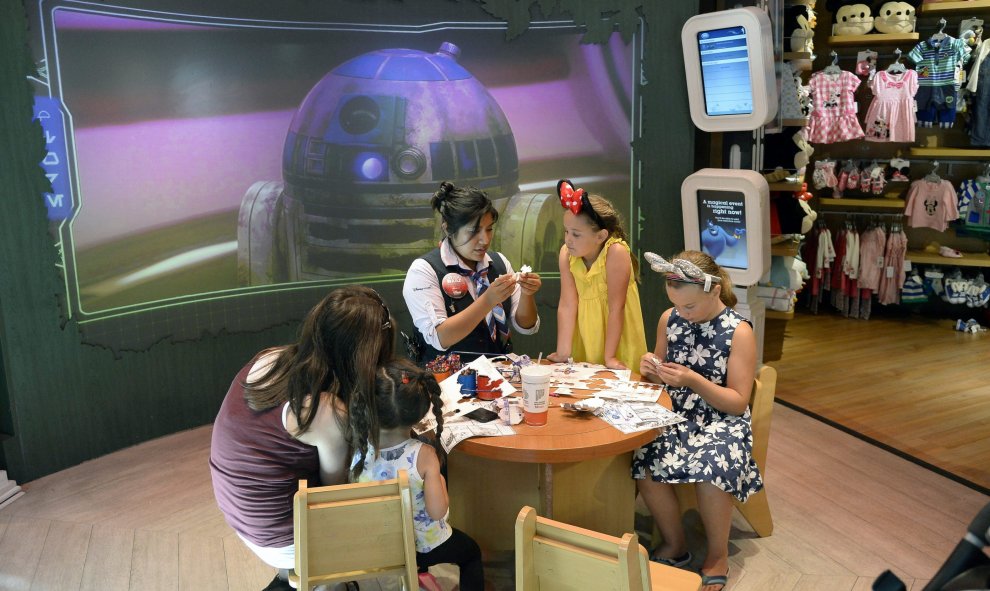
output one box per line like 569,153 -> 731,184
517,272 -> 542,296
482,274 -> 516,308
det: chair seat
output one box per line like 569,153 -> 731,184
647,562 -> 704,591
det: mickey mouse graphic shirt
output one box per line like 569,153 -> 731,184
905,178 -> 959,231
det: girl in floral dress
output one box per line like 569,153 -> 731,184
634,251 -> 763,591
351,359 -> 484,591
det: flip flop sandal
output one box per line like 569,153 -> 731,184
650,550 -> 693,569
700,574 -> 728,590
700,568 -> 729,591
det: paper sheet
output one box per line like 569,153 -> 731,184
594,400 -> 686,434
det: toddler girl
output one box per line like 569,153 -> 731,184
351,359 -> 484,591
548,179 -> 647,370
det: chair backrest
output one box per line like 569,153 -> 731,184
515,506 -> 652,591
749,364 -> 777,473
289,471 -> 419,591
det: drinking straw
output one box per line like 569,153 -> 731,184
537,352 -> 542,365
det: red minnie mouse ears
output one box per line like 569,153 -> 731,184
557,179 -> 585,215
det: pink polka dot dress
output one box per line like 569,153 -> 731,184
806,69 -> 865,144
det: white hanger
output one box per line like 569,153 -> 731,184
887,48 -> 905,74
824,51 -> 841,75
925,160 -> 941,183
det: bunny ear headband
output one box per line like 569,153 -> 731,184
644,252 -> 721,292
557,179 -> 606,228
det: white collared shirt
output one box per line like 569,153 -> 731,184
402,239 -> 540,350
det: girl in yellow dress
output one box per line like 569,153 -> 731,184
548,180 -> 647,370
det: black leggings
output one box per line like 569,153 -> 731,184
416,527 -> 484,591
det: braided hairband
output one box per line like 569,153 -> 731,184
643,252 -> 721,292
557,179 -> 606,229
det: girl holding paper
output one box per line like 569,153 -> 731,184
634,250 -> 762,591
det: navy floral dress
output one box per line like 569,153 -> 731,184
632,307 -> 763,502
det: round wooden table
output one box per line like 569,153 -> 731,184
447,385 -> 671,552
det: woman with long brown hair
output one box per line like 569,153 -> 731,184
209,286 -> 395,590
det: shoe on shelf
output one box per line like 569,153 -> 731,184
923,241 -> 941,254
939,246 -> 964,258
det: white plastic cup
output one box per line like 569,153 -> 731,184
520,364 -> 552,426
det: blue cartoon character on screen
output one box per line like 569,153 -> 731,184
700,219 -> 740,259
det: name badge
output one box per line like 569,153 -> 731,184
441,273 -> 469,299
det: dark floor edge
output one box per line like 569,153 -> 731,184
774,399 -> 990,497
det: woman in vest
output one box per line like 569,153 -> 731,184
403,181 -> 541,364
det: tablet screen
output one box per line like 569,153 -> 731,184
697,26 -> 754,116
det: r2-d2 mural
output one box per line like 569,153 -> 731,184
237,42 -> 562,284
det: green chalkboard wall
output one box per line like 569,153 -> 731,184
0,0 -> 696,482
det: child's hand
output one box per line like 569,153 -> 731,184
517,272 -> 541,296
604,357 -> 627,370
656,361 -> 697,388
482,274 -> 516,307
547,351 -> 570,363
639,353 -> 662,381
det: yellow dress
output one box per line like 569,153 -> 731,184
569,237 -> 648,371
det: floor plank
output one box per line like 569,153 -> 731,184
80,524 -> 134,591
130,529 -> 179,591
30,520 -> 92,591
0,516 -> 50,591
178,532 -> 229,591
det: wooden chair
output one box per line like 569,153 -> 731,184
289,472 -> 419,591
515,506 -> 702,591
673,364 -> 777,537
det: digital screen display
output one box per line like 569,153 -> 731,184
697,189 -> 748,270
26,2 -> 638,348
697,26 -> 753,116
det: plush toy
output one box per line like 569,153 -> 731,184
786,5 -> 816,53
833,4 -> 874,36
873,1 -> 917,34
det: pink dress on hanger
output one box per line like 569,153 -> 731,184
806,69 -> 865,144
864,70 -> 919,142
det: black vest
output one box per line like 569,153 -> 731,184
413,248 -> 514,365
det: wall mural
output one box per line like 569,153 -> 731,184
27,1 -> 640,349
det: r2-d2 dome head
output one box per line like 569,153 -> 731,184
281,42 -> 519,277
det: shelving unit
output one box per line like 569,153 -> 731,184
781,118 -> 808,127
919,0 -> 990,14
906,250 -> 990,267
771,240 -> 800,257
827,33 -> 920,46
765,309 -> 795,321
782,52 -> 812,61
818,197 -> 905,209
909,147 -> 990,160
768,180 -> 804,192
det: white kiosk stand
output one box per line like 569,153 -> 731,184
681,169 -> 771,364
679,7 -> 777,364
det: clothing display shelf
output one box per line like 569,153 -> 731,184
910,147 -> 990,159
770,240 -> 801,257
783,52 -> 812,61
818,197 -> 907,209
919,0 -> 990,15
768,180 -> 805,191
828,33 -> 921,46
766,309 -> 795,320
781,118 -> 809,127
906,250 -> 990,267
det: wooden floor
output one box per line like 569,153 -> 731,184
770,310 -> 990,492
0,405 -> 986,591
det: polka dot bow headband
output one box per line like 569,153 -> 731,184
644,252 -> 721,292
557,179 -> 606,228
